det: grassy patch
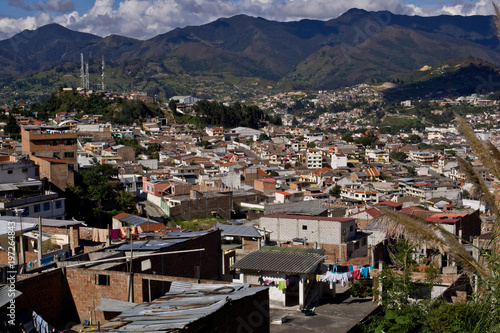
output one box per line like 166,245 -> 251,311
176,217 -> 224,231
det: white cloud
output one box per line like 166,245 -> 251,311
7,0 -> 74,13
439,0 -> 492,16
0,0 -> 496,41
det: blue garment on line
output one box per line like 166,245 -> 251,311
40,256 -> 54,266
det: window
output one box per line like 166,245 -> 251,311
362,238 -> 367,246
302,225 -> 307,230
55,200 -> 62,209
34,204 -> 40,213
22,168 -> 28,173
97,274 -> 110,286
7,170 -> 12,174
43,203 -> 50,211
50,140 -> 58,146
350,225 -> 353,232
64,152 -> 75,158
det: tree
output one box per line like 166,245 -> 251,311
4,115 -> 20,138
406,134 -> 422,144
407,166 -> 417,176
258,133 -> 270,141
357,136 -> 375,147
115,191 -> 136,212
391,151 -> 408,162
329,185 -> 342,198
169,99 -> 179,112
342,133 -> 354,143
367,240 -> 441,332
307,142 -> 316,148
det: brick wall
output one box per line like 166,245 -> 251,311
132,230 -> 222,280
116,146 -> 135,162
79,227 -> 93,240
0,250 -> 39,267
67,267 -> 232,324
11,231 -> 223,327
243,238 -> 259,252
16,268 -> 78,327
169,195 -> 232,220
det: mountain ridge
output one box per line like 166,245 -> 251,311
1,10 -> 500,90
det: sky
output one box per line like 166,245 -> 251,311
0,0 -> 495,41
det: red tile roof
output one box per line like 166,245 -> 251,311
374,201 -> 403,208
400,206 -> 427,214
113,212 -> 131,220
256,178 -> 277,183
276,191 -> 293,195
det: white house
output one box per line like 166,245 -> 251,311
331,153 -> 347,169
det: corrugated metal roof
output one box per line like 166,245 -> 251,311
231,250 -> 324,274
0,184 -> 18,191
111,239 -> 187,251
259,246 -> 325,255
210,224 -> 262,238
0,285 -> 22,308
0,216 -> 82,227
119,214 -> 149,226
95,298 -> 137,312
0,221 -> 37,236
97,282 -> 267,332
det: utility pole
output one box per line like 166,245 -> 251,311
13,209 -> 25,272
38,216 -> 42,264
127,227 -> 134,302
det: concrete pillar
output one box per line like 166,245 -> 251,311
299,274 -> 305,308
70,226 -> 75,251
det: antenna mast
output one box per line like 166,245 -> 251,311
85,62 -> 90,90
101,55 -> 106,91
80,53 -> 84,89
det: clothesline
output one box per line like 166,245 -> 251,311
32,310 -> 62,333
319,265 -> 374,289
92,226 -> 143,242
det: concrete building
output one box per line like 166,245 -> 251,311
307,148 -> 322,169
254,178 -> 276,196
331,153 -> 347,169
340,184 -> 379,204
21,125 -> 77,191
21,125 -> 77,166
259,214 -> 368,262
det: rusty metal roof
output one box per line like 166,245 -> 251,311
96,282 -> 267,332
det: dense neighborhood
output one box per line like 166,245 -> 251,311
0,84 -> 498,332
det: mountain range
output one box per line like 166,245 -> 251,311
1,8 -> 500,90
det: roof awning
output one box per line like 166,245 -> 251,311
23,231 -> 51,241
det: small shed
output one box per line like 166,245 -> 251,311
231,247 -> 325,308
